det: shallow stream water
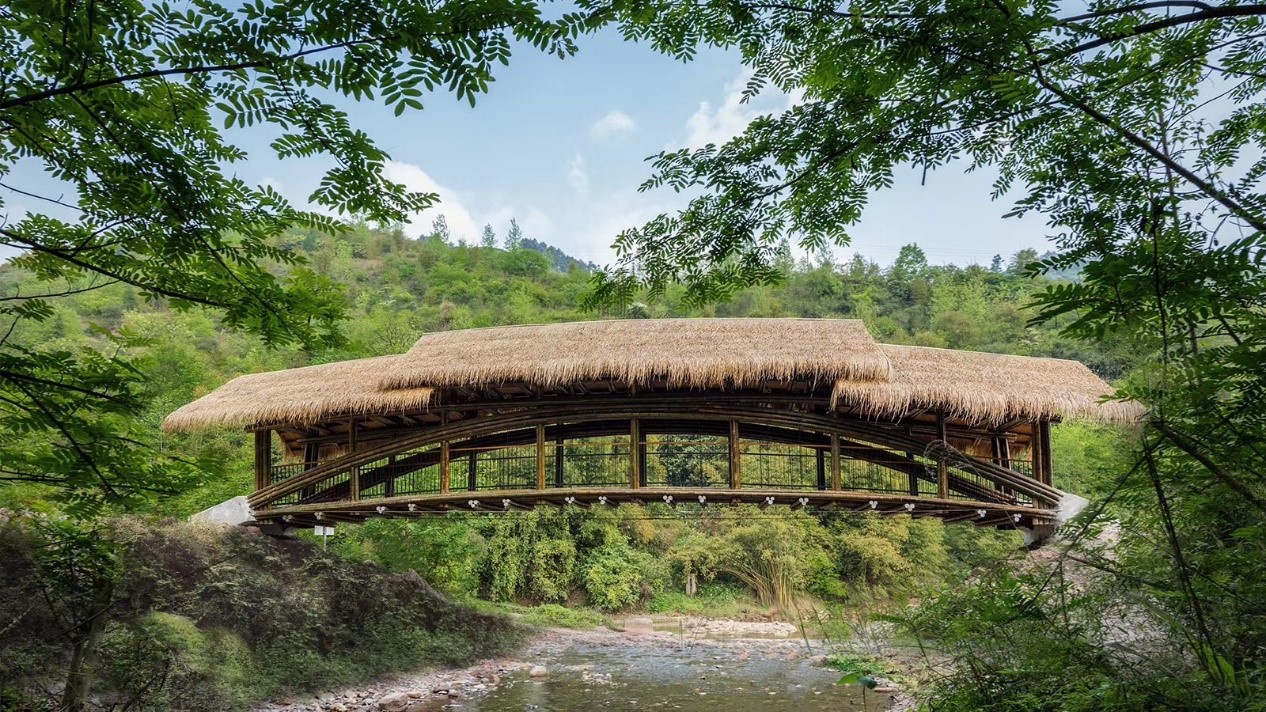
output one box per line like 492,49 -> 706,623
412,638 -> 888,711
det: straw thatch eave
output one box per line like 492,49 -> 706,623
163,320 -> 1144,433
162,356 -> 434,432
831,344 -> 1145,426
377,318 -> 893,392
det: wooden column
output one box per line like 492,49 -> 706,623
536,424 -> 547,490
729,421 -> 741,489
936,411 -> 949,499
253,430 -> 271,491
906,451 -> 919,496
301,440 -> 319,501
815,446 -> 827,490
439,411 -> 450,493
555,428 -> 565,488
440,442 -> 450,494
348,418 -> 360,501
1038,420 -> 1054,487
630,419 -> 641,489
999,437 -> 1012,470
302,441 -> 319,470
830,433 -> 841,491
467,451 -> 478,491
1030,421 -> 1044,485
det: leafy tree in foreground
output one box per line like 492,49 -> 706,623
0,0 -> 592,512
585,0 -> 1266,706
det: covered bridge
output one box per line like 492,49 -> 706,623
166,319 -> 1140,543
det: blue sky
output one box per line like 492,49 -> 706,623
4,27 -> 1053,267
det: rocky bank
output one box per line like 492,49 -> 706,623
255,619 -> 914,712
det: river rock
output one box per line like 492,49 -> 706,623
529,665 -> 549,678
377,692 -> 411,712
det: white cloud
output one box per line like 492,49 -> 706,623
682,70 -> 800,149
384,161 -> 557,247
590,110 -> 637,139
581,202 -> 666,255
383,160 -> 480,239
567,153 -> 589,195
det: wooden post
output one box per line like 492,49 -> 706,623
907,451 -> 919,496
439,411 -> 450,493
253,430 -> 271,490
300,440 -> 319,501
555,428 -> 565,488
630,419 -> 641,489
729,421 -> 741,489
815,446 -> 827,490
1030,421 -> 1044,484
639,430 -> 648,487
348,418 -> 359,501
302,441 -> 319,470
536,424 -> 546,490
830,433 -> 841,491
999,437 -> 1012,470
1038,420 -> 1054,487
467,451 -> 477,491
440,441 -> 450,494
936,411 -> 949,499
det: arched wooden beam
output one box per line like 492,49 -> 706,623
286,417 -> 1020,508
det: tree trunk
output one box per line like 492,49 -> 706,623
63,579 -> 113,712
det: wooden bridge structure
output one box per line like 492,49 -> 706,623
167,319 -> 1138,543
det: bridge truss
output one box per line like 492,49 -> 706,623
247,392 -> 1063,537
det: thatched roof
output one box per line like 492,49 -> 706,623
379,318 -> 892,391
831,344 -> 1143,426
163,319 -> 1140,431
162,356 -> 434,431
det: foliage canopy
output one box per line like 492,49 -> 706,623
0,0 -> 594,511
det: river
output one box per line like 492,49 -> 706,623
263,622 -> 903,711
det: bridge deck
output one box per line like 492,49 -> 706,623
264,487 -> 1050,530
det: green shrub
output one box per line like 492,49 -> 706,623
648,583 -> 756,616
521,604 -> 605,630
582,543 -> 659,611
529,537 -> 577,602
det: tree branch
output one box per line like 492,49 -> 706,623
0,228 -> 229,309
1152,420 -> 1266,516
0,35 -> 396,111
1058,1 -> 1215,24
1035,77 -> 1266,234
1047,5 -> 1266,64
